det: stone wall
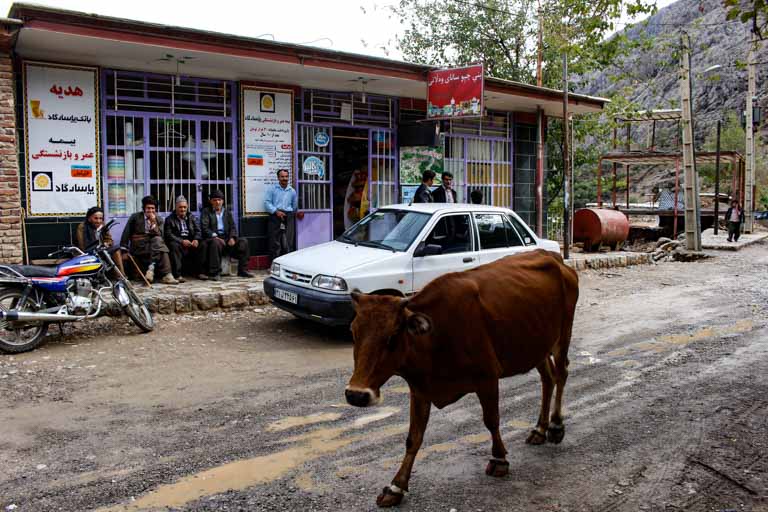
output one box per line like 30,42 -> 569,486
0,26 -> 22,264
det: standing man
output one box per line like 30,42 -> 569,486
164,195 -> 203,283
264,169 -> 299,259
725,200 -> 745,242
432,171 -> 457,203
412,170 -> 436,204
200,189 -> 253,280
120,195 -> 177,284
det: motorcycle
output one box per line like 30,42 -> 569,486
0,220 -> 154,353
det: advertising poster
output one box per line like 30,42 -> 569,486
24,62 -> 100,216
426,64 -> 484,120
241,86 -> 293,215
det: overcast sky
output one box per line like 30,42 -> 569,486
2,0 -> 676,61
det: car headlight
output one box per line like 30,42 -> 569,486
270,262 -> 281,276
311,274 -> 348,291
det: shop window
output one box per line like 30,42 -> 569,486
444,135 -> 512,207
302,89 -> 395,128
103,70 -> 237,218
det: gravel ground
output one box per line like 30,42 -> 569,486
1,242 -> 767,512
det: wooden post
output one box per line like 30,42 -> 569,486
626,164 -> 630,209
744,33 -> 758,232
679,32 -> 702,251
597,157 -> 603,207
674,157 -> 680,239
714,120 -> 721,235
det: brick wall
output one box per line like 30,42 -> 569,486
0,27 -> 22,264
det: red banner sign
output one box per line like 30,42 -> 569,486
427,64 -> 484,119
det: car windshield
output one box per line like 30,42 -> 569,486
338,209 -> 431,252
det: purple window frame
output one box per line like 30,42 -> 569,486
100,69 -> 239,222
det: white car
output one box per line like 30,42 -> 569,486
264,203 -> 561,326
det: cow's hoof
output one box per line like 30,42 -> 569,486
525,429 -> 547,445
547,423 -> 565,444
376,486 -> 404,508
485,459 -> 509,477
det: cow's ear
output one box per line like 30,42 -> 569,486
404,310 -> 433,336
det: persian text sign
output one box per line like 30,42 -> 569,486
426,64 -> 484,119
24,62 -> 100,216
241,86 -> 293,215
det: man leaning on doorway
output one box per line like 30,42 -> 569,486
265,169 -> 302,259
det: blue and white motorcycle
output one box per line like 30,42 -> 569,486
0,220 -> 154,353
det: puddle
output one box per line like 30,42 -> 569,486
266,412 -> 342,432
101,409 -> 404,512
353,406 -> 399,427
507,420 -> 531,429
294,472 -> 323,492
461,432 -> 491,444
386,385 -> 411,394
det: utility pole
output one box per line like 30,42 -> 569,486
535,0 -> 545,237
714,119 -> 721,235
563,51 -> 570,259
745,33 -> 757,233
679,32 -> 702,251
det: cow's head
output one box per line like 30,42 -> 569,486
345,291 -> 433,407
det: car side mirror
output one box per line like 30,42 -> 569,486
414,241 -> 443,257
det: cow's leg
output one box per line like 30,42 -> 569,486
477,382 -> 509,477
378,391 -> 430,508
526,357 -> 555,445
547,348 -> 570,444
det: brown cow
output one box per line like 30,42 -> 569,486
345,249 -> 579,507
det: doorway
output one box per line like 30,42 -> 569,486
332,127 -> 369,237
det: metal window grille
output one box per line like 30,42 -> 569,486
444,134 -> 513,206
102,70 -> 237,220
302,89 -> 395,128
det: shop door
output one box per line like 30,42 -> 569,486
295,123 -> 333,249
368,128 -> 398,210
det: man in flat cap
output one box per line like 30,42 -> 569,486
120,195 -> 178,284
164,195 -> 203,283
200,189 -> 253,280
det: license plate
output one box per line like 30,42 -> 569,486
274,288 -> 298,304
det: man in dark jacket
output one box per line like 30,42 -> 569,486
412,170 -> 436,204
200,189 -> 253,280
164,195 -> 203,283
120,195 -> 177,284
432,171 -> 457,203
725,200 -> 745,242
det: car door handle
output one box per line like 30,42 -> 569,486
463,257 -> 475,263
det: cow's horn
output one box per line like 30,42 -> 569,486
350,289 -> 363,303
399,297 -> 410,309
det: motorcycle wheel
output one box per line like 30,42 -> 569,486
119,281 -> 154,332
0,288 -> 49,354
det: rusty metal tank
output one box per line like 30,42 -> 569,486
573,208 -> 630,252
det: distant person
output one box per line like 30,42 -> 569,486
413,170 -> 435,204
432,171 -> 457,203
164,195 -> 202,283
121,195 -> 177,284
75,206 -> 125,276
470,189 -> 483,205
725,200 -> 744,242
201,189 -> 253,280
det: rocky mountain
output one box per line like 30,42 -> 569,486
575,0 -> 767,200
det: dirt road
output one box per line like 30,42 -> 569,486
1,244 -> 767,512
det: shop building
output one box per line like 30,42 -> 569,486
0,3 -> 606,265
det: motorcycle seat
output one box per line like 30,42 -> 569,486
8,265 -> 59,278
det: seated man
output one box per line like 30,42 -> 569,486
120,195 -> 177,285
200,189 -> 253,280
164,195 -> 203,283
75,206 -> 126,276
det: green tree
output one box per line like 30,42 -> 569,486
724,0 -> 768,40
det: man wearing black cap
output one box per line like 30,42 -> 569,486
164,195 -> 202,283
120,195 -> 177,284
200,189 -> 253,280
